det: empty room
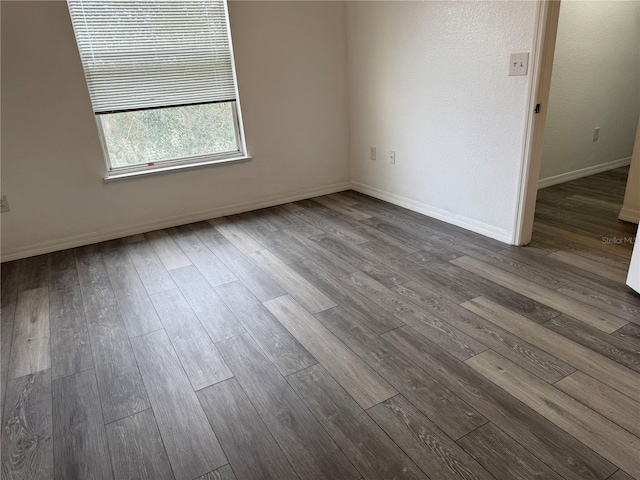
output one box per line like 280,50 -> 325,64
1,1 -> 639,479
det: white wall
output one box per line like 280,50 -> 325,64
346,1 -> 537,242
0,1 -> 350,260
2,1 -> 572,258
539,1 -> 640,185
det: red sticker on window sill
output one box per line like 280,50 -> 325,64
148,162 -> 155,166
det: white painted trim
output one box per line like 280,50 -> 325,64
627,238 -> 640,293
351,182 -> 513,244
511,0 -> 548,246
103,155 -> 252,182
512,0 -> 561,246
538,156 -> 632,189
619,207 -> 640,224
1,182 -> 351,262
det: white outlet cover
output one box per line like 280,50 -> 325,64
0,195 -> 9,213
509,52 -> 529,76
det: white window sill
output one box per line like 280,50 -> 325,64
103,155 -> 252,183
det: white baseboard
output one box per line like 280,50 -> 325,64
619,207 -> 640,225
351,182 -> 513,244
538,157 -> 632,189
1,182 -> 351,262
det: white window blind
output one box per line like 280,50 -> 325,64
68,0 -> 237,114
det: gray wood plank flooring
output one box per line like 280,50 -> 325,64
169,226 -> 237,288
367,395 -> 494,480
150,288 -> 232,390
2,168 -> 638,480
85,305 -> 150,424
48,249 -> 79,292
126,240 -> 177,295
215,280 -> 316,376
105,409 -> 174,480
130,330 -> 226,480
217,333 -> 359,480
17,255 -> 49,293
544,314 -> 640,373
289,259 -> 404,334
196,465 -> 237,480
75,244 -> 117,312
466,350 -> 640,477
462,296 -> 640,402
170,265 -> 245,343
264,295 -> 396,409
610,471 -> 636,480
1,370 -> 53,480
1,261 -> 19,409
0,301 -> 15,410
202,240 -> 285,302
52,369 -> 113,480
247,249 -> 337,313
8,287 -> 50,380
554,371 -> 640,438
197,378 -> 299,480
339,271 -> 487,361
106,263 -> 163,338
612,322 -> 640,348
391,281 -> 575,382
49,285 -> 93,380
381,326 -> 617,480
457,422 -> 564,480
288,364 -> 427,480
316,307 -> 488,440
144,229 -> 192,271
99,239 -> 132,270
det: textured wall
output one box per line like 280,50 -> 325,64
540,1 -> 640,182
1,1 -> 350,259
346,1 -> 537,240
2,0 -> 550,257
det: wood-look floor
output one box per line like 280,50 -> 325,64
1,167 -> 639,480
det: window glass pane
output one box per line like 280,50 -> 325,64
100,102 -> 238,168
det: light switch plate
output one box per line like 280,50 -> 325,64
509,53 -> 529,76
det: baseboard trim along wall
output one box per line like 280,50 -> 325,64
351,182 -> 513,244
619,207 -> 640,225
1,182 -> 351,262
538,156 -> 632,189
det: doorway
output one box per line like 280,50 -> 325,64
515,0 -> 639,260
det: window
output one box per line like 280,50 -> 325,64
67,0 -> 248,178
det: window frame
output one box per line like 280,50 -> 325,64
97,100 -> 250,181
70,0 -> 250,181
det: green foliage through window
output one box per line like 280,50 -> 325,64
100,102 -> 238,168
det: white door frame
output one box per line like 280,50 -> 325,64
512,0 -> 562,245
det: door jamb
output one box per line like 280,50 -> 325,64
512,0 -> 561,245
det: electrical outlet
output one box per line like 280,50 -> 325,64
0,195 -> 10,213
389,150 -> 396,164
370,146 -> 377,161
593,127 -> 600,142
